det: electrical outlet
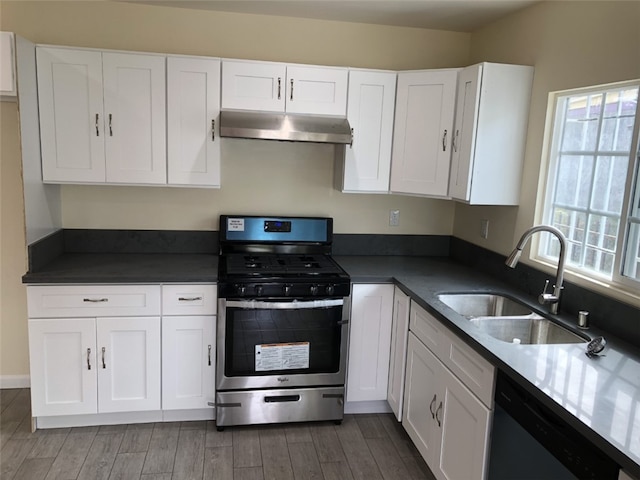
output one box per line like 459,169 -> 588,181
480,219 -> 489,239
390,210 -> 400,227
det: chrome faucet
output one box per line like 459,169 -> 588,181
505,225 -> 567,314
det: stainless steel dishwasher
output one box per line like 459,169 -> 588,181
488,370 -> 619,479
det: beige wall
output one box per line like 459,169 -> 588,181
0,1 -> 469,377
452,0 -> 640,306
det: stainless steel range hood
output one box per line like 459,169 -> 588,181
219,110 -> 352,145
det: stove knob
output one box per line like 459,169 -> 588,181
310,284 -> 319,296
255,285 -> 264,296
325,284 -> 335,296
283,284 -> 293,296
237,284 -> 246,296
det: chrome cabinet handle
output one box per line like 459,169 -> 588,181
83,298 -> 108,303
95,114 -> 99,136
178,296 -> 203,302
453,129 -> 459,152
442,130 -> 447,151
277,77 -> 281,100
108,114 -> 113,136
429,394 -> 437,419
211,119 -> 215,141
350,128 -> 354,148
87,348 -> 91,370
208,345 -> 212,366
101,347 -> 106,369
290,79 -> 294,101
435,401 -> 443,427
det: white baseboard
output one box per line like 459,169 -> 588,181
344,400 -> 392,414
0,375 -> 30,389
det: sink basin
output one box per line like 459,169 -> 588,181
437,293 -> 587,345
438,293 -> 533,318
469,316 -> 587,345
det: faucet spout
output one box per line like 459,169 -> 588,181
506,225 -> 567,314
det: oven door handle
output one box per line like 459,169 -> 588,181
225,299 -> 344,309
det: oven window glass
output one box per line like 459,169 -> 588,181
225,304 -> 343,377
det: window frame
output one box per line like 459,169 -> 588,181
536,79 -> 640,293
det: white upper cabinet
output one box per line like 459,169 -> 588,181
221,60 -> 348,116
0,32 -> 17,99
37,47 -> 106,183
339,69 -> 396,193
102,52 -> 166,184
390,69 -> 458,197
36,47 -> 167,185
167,56 -> 221,187
448,62 -> 534,205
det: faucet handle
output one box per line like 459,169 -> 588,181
538,279 -> 557,305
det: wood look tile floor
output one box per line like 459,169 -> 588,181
0,389 -> 436,480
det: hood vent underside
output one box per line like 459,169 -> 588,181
219,110 -> 352,145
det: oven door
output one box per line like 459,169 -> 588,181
216,298 -> 348,391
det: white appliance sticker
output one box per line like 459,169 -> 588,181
227,218 -> 245,231
255,342 -> 310,371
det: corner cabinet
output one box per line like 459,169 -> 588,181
167,56 -> 221,187
390,69 -> 458,197
346,284 -> 394,405
336,69 -> 397,193
221,59 -> 348,116
36,47 -> 167,185
403,301 -> 495,480
448,62 -> 534,205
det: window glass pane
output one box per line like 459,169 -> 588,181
623,223 -> 640,280
591,156 -> 629,213
599,88 -> 639,152
555,155 -> 593,208
562,94 -> 601,151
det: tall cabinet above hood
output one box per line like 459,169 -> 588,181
219,110 -> 353,145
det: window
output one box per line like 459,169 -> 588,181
539,81 -> 640,289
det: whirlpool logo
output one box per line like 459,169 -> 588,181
277,377 -> 289,383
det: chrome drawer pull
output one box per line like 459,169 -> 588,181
101,347 -> 106,369
178,296 -> 203,302
87,348 -> 91,370
83,298 -> 109,303
435,401 -> 443,427
429,394 -> 437,419
208,345 -> 212,366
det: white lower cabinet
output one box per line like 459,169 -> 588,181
346,284 -> 394,403
161,315 -> 215,410
28,315 -> 161,416
387,286 -> 410,420
403,301 -> 494,480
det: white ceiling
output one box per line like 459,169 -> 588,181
124,0 -> 541,32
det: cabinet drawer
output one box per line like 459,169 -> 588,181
27,285 -> 161,318
162,284 -> 217,315
409,300 -> 446,359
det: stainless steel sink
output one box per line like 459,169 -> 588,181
438,293 -> 533,318
469,316 -> 587,345
437,293 -> 587,345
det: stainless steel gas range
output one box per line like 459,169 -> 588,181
215,215 -> 351,429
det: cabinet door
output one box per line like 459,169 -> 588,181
28,318 -> 98,416
97,316 -> 161,412
346,284 -> 394,402
436,366 -> 491,480
387,286 -> 410,421
448,64 -> 482,202
162,315 -> 215,410
285,65 -> 348,116
167,56 -> 221,187
1,32 -> 17,97
221,60 -> 286,112
390,70 -> 457,197
36,47 -> 106,183
402,333 -> 440,464
102,53 -> 166,184
342,70 -> 396,193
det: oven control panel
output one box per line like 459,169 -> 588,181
219,281 -> 350,299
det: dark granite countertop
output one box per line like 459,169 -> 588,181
21,252 -> 640,476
